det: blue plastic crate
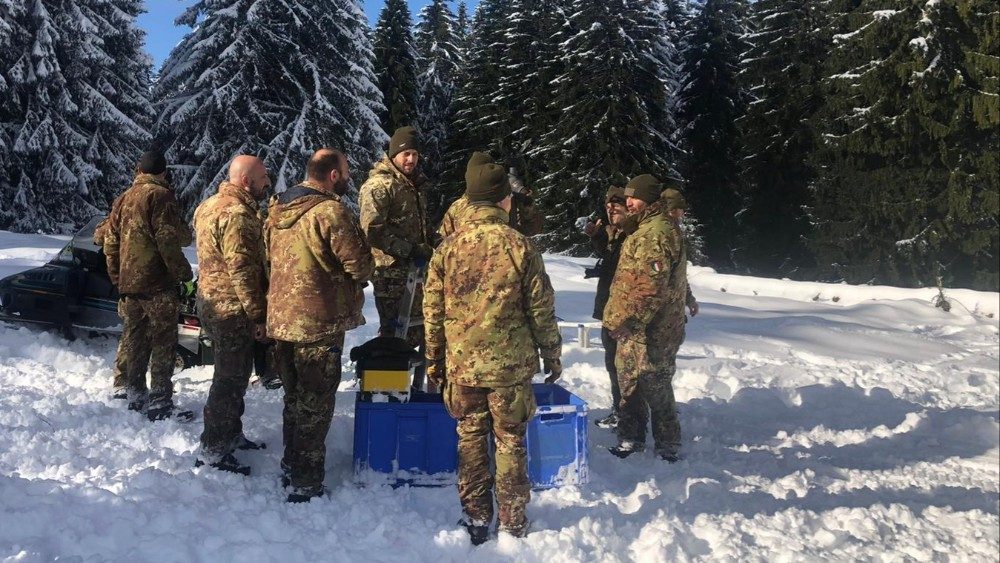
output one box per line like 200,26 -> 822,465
352,384 -> 589,489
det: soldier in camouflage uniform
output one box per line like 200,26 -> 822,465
103,151 -> 194,421
424,163 -> 562,544
266,148 -> 374,503
95,197 -> 134,400
359,126 -> 434,344
582,185 -> 632,429
438,151 -> 544,238
193,155 -> 271,475
603,175 -> 698,462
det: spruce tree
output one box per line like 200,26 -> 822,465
0,0 -> 153,233
454,1 -> 471,53
154,0 -> 386,212
414,0 -> 462,193
811,0 -> 998,290
372,0 -> 420,136
735,0 -> 828,277
534,0 -> 680,253
677,0 -> 749,269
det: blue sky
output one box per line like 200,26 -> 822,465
138,1 -> 459,70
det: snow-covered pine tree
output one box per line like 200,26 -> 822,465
442,0 -> 511,202
414,0 -> 462,197
810,0 -> 998,290
372,0 -> 420,136
154,0 -> 387,213
533,0 -> 685,254
735,0 -> 828,277
454,1 -> 471,53
0,0 -> 153,233
677,0 -> 749,269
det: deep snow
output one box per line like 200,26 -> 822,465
1,231 -> 998,562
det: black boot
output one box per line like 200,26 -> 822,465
261,376 -> 283,390
459,520 -> 490,546
147,403 -> 195,422
595,411 -> 619,429
657,448 -> 681,463
195,453 -> 251,476
112,387 -> 128,400
287,487 -> 325,504
236,436 -> 266,450
608,441 -> 645,459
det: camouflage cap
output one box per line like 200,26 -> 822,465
605,185 -> 626,204
466,163 -> 511,203
388,126 -> 421,157
624,174 -> 662,204
661,188 -> 688,211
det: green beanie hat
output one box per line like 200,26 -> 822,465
388,126 -> 421,158
466,163 -> 511,203
605,185 -> 626,204
660,188 -> 688,211
624,174 -> 662,204
464,151 -> 495,189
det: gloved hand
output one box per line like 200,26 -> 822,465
543,357 -> 562,384
609,325 -> 634,341
410,243 -> 434,268
426,358 -> 446,387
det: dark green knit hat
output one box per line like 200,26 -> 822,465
624,174 -> 662,204
466,163 -> 511,203
605,185 -> 626,204
660,188 -> 688,211
464,151 -> 495,188
388,126 -> 421,158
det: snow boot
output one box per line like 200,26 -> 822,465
236,436 -> 266,451
147,404 -> 196,423
195,453 -> 251,476
459,519 -> 490,546
112,387 -> 128,400
608,441 -> 645,459
287,487 -> 325,504
261,375 -> 283,390
595,411 -> 619,429
498,521 -> 530,539
657,448 -> 681,463
127,398 -> 146,412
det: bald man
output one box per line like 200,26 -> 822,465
193,155 -> 271,475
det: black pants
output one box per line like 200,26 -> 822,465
601,327 -> 621,411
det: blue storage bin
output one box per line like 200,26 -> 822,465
352,384 -> 589,489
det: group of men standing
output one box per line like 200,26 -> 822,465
97,124 -> 694,543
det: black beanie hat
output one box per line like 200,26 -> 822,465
466,164 -> 511,204
137,151 -> 167,175
464,151 -> 495,189
624,174 -> 662,204
388,126 -> 421,158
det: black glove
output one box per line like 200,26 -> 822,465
410,243 -> 434,268
512,191 -> 532,206
543,357 -> 562,384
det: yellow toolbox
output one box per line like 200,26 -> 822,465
350,336 -> 423,396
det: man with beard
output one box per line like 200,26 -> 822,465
266,148 -> 374,502
193,155 -> 271,475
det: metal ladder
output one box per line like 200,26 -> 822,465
393,263 -> 428,392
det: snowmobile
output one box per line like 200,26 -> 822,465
0,216 -> 211,371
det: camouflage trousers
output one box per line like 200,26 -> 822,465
615,330 -> 683,454
444,382 -> 536,533
274,332 -> 344,495
600,327 -> 621,411
200,314 -> 255,461
116,292 -> 179,409
372,268 -> 424,348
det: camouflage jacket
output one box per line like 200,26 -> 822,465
265,181 -> 374,343
103,174 -> 193,295
193,181 -> 268,324
424,204 -> 562,388
359,156 -> 431,272
438,194 -> 543,239
603,202 -> 689,342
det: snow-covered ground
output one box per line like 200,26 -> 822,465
1,231 -> 998,561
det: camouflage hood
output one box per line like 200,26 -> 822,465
268,182 -> 338,230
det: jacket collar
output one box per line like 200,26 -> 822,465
218,181 -> 258,208
132,173 -> 170,190
465,203 -> 510,225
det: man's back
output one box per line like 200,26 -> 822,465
104,174 -> 192,295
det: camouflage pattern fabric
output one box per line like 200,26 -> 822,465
103,174 -> 193,295
274,332 -> 344,496
117,292 -> 180,409
604,202 -> 691,455
199,314 -> 255,461
265,181 -> 374,344
438,195 -> 543,239
423,204 -> 561,388
193,181 -> 268,324
444,382 -> 536,533
359,156 -> 432,335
